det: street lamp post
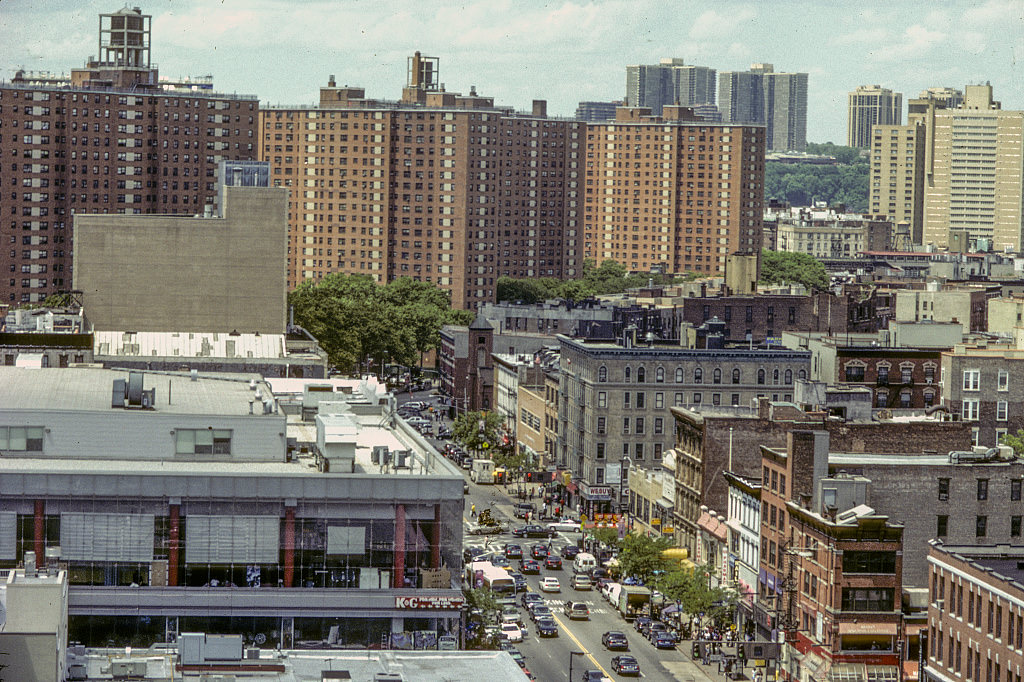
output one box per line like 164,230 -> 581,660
568,650 -> 586,681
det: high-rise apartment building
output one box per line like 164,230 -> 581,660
719,63 -> 808,151
582,106 -> 765,276
869,123 -> 925,244
0,7 -> 259,304
261,54 -> 582,308
625,58 -> 716,115
575,101 -> 621,122
924,84 -> 1024,251
918,86 -> 964,110
847,85 -> 903,149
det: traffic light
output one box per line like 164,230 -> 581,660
526,472 -> 533,482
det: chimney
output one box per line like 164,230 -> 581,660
532,100 -> 547,117
328,74 -> 336,87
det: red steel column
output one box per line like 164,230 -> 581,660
283,507 -> 296,588
431,504 -> 442,568
393,504 -> 406,588
168,504 -> 180,586
34,500 -> 45,564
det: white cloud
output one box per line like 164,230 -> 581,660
872,23 -> 947,62
689,8 -> 756,41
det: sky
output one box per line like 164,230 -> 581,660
1,0 -> 1022,143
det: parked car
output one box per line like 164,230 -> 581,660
652,631 -> 676,649
634,616 -> 652,635
571,574 -> 593,590
563,601 -> 590,620
437,426 -> 452,439
544,555 -> 562,570
602,630 -> 629,650
501,606 -> 523,625
580,671 -> 611,682
499,622 -> 523,643
539,577 -> 561,592
611,654 -> 641,676
535,616 -> 559,637
646,621 -> 669,641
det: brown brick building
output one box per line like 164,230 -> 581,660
0,7 -> 258,304
260,54 -> 582,309
925,542 -> 1024,682
583,106 -> 764,277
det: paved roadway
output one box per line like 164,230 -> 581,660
397,388 -> 734,682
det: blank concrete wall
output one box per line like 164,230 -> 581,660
74,186 -> 288,333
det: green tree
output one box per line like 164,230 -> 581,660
760,249 -> 829,291
452,410 -> 504,454
617,533 -> 673,585
765,143 -> 869,211
1000,429 -> 1024,456
590,527 -> 621,550
656,563 -> 738,625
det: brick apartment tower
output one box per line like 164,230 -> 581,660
0,7 -> 259,304
582,105 -> 765,276
260,52 -> 583,309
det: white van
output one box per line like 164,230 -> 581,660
573,552 -> 597,574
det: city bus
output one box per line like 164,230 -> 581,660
465,561 -> 516,594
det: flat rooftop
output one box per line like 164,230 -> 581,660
94,331 -> 289,359
934,544 -> 1024,589
0,366 -> 271,417
79,648 -> 529,681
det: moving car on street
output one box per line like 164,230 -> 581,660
535,616 -> 559,637
611,655 -> 641,676
544,555 -> 562,570
539,576 -> 561,592
602,631 -> 629,650
563,601 -> 590,620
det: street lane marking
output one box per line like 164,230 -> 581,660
551,611 -> 614,680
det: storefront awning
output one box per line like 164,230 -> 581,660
838,621 -> 898,635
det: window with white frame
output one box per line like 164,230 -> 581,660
996,428 -> 1008,445
0,426 -> 44,451
998,370 -> 1009,391
963,369 -> 980,391
962,400 -> 980,421
997,401 -> 1008,421
597,391 -> 607,408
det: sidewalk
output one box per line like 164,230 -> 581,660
664,645 -> 752,682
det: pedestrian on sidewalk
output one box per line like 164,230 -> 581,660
471,504 -> 477,518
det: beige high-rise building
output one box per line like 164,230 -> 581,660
583,106 -> 764,275
260,53 -> 582,309
869,124 -> 925,245
923,84 -> 1024,251
848,85 -> 902,149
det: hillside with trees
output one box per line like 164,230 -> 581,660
765,142 -> 869,211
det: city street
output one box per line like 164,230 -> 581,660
397,386 -> 741,682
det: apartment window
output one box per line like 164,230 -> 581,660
840,588 -> 895,612
1013,516 -> 1022,538
636,443 -> 645,460
622,417 -> 630,435
978,479 -> 988,501
654,392 -> 664,409
1012,480 -> 1021,502
977,515 -> 987,537
937,515 -> 948,537
877,366 -> 889,385
757,369 -> 765,385
845,365 -> 865,382
732,368 -> 741,384
596,417 -> 606,435
596,443 -> 605,460
963,369 -> 980,391
938,478 -> 950,500
999,370 -> 1009,391
636,392 -> 645,409
654,417 -> 663,434
962,400 -> 980,421
623,392 -> 630,409
693,392 -> 702,405
597,391 -> 607,408
674,392 -> 684,407
637,367 -> 646,383
731,393 -> 740,406
598,365 -> 607,382
635,417 -> 644,435
694,368 -> 703,384
997,401 -> 1008,421
596,467 -> 604,484
0,426 -> 44,451
713,368 -> 721,384
175,428 -> 232,455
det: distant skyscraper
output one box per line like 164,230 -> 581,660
575,101 -> 621,122
625,58 -> 716,115
718,64 -> 808,152
924,84 -> 1024,251
847,85 -> 903,149
918,87 -> 964,110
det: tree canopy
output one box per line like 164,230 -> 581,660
288,274 -> 472,374
452,410 -> 505,454
765,142 -> 869,211
760,249 -> 829,291
655,563 -> 738,623
616,533 -> 673,586
497,258 -> 697,304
